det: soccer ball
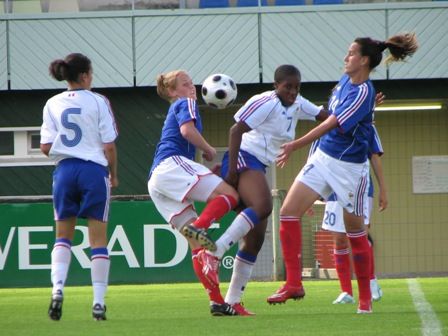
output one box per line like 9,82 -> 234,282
201,74 -> 237,109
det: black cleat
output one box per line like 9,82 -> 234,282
92,303 -> 107,321
48,290 -> 63,321
182,224 -> 217,252
210,302 -> 238,316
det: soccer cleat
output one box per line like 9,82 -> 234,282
210,302 -> 238,316
48,290 -> 63,321
231,302 -> 256,316
333,292 -> 355,304
267,284 -> 305,305
357,299 -> 373,314
182,224 -> 217,252
197,249 -> 220,287
92,303 -> 107,321
370,277 -> 383,302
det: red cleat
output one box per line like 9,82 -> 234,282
357,299 -> 373,314
231,302 -> 256,316
197,249 -> 220,287
267,284 -> 305,305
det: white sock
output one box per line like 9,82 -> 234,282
225,253 -> 255,305
213,209 -> 259,259
51,241 -> 72,294
91,248 -> 110,307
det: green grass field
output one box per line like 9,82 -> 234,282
0,278 -> 446,336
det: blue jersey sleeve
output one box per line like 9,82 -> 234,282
368,124 -> 384,158
175,98 -> 198,127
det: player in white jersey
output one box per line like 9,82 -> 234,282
268,33 -> 418,314
40,53 -> 118,321
147,70 -> 241,316
192,65 -> 328,315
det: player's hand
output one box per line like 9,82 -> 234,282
210,162 -> 222,177
378,190 -> 388,212
306,206 -> 315,217
375,92 -> 385,108
276,142 -> 295,168
202,146 -> 217,162
109,175 -> 119,189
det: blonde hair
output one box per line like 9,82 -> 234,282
156,70 -> 187,103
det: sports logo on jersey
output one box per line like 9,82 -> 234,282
303,164 -> 314,175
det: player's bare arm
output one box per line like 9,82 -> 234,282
225,121 -> 251,188
40,143 -> 52,156
277,115 -> 338,168
370,153 -> 388,211
104,142 -> 119,188
180,120 -> 216,161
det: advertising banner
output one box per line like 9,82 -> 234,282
0,200 -> 238,288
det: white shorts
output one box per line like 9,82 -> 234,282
322,198 -> 373,233
297,148 -> 370,216
148,156 -> 222,230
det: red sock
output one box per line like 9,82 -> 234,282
192,248 -> 224,304
280,216 -> 302,288
334,246 -> 352,296
194,195 -> 238,230
368,240 -> 375,280
347,231 -> 371,302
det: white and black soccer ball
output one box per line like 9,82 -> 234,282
201,74 -> 237,109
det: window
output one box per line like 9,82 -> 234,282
0,132 -> 14,155
0,127 -> 52,167
29,132 -> 42,154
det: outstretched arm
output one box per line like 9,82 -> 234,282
277,115 -> 338,168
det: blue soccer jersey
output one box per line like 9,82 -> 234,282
319,74 -> 376,163
150,98 -> 201,175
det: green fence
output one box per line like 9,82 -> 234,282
0,197 -> 238,288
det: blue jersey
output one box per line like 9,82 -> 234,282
319,74 -> 376,163
150,98 -> 201,175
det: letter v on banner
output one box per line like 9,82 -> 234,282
0,227 -> 16,270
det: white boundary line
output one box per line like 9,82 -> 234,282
407,279 -> 443,336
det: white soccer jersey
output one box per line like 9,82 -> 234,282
40,89 -> 118,166
235,91 -> 322,166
